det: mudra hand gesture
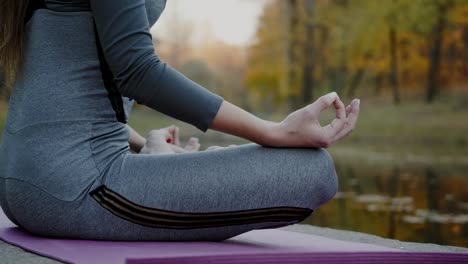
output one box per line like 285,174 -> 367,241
207,91 -> 360,149
271,92 -> 360,148
140,125 -> 200,155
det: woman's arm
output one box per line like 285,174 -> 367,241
90,0 -> 223,132
209,92 -> 360,148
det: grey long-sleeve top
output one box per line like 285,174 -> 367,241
44,0 -> 224,132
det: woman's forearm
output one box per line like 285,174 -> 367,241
127,125 -> 146,153
208,93 -> 360,149
208,100 -> 279,146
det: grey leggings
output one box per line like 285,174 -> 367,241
0,136 -> 337,241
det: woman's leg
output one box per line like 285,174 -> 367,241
88,143 -> 338,240
5,144 -> 337,241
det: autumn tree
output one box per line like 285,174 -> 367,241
246,0 -> 318,111
152,0 -> 194,69
246,1 -> 290,110
247,0 -> 468,108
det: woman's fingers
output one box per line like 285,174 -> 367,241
318,98 -> 360,147
320,118 -> 347,147
332,99 -> 360,142
184,137 -> 200,152
307,92 -> 335,115
165,125 -> 181,145
307,92 -> 346,119
346,104 -> 352,116
168,144 -> 189,153
334,96 -> 346,119
173,126 -> 180,145
143,126 -> 204,154
161,126 -> 173,144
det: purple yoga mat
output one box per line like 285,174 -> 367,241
0,209 -> 466,264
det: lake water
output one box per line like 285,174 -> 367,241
305,159 -> 468,248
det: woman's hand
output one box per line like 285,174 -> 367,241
269,92 -> 360,148
209,92 -> 360,149
140,125 -> 200,155
142,92 -> 358,153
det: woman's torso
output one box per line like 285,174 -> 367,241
0,0 -> 166,201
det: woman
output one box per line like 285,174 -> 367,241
0,0 -> 360,241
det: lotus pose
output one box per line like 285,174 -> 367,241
0,0 -> 359,241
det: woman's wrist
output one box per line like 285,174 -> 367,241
256,120 -> 282,147
209,100 -> 282,146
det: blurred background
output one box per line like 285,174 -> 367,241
1,0 -> 467,247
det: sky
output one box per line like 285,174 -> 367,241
151,0 -> 268,46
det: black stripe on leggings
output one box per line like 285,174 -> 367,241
96,191 -> 308,222
99,186 -> 309,219
90,185 -> 312,229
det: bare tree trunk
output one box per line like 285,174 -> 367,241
302,0 -> 315,105
335,47 -> 348,94
426,3 -> 448,103
389,24 -> 400,105
347,68 -> 365,98
463,26 -> 468,75
282,0 -> 294,111
374,73 -> 384,95
316,24 -> 330,93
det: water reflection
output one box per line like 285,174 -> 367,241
304,162 -> 468,248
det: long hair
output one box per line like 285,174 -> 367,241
0,0 -> 31,90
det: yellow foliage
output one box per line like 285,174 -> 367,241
247,0 -> 468,106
